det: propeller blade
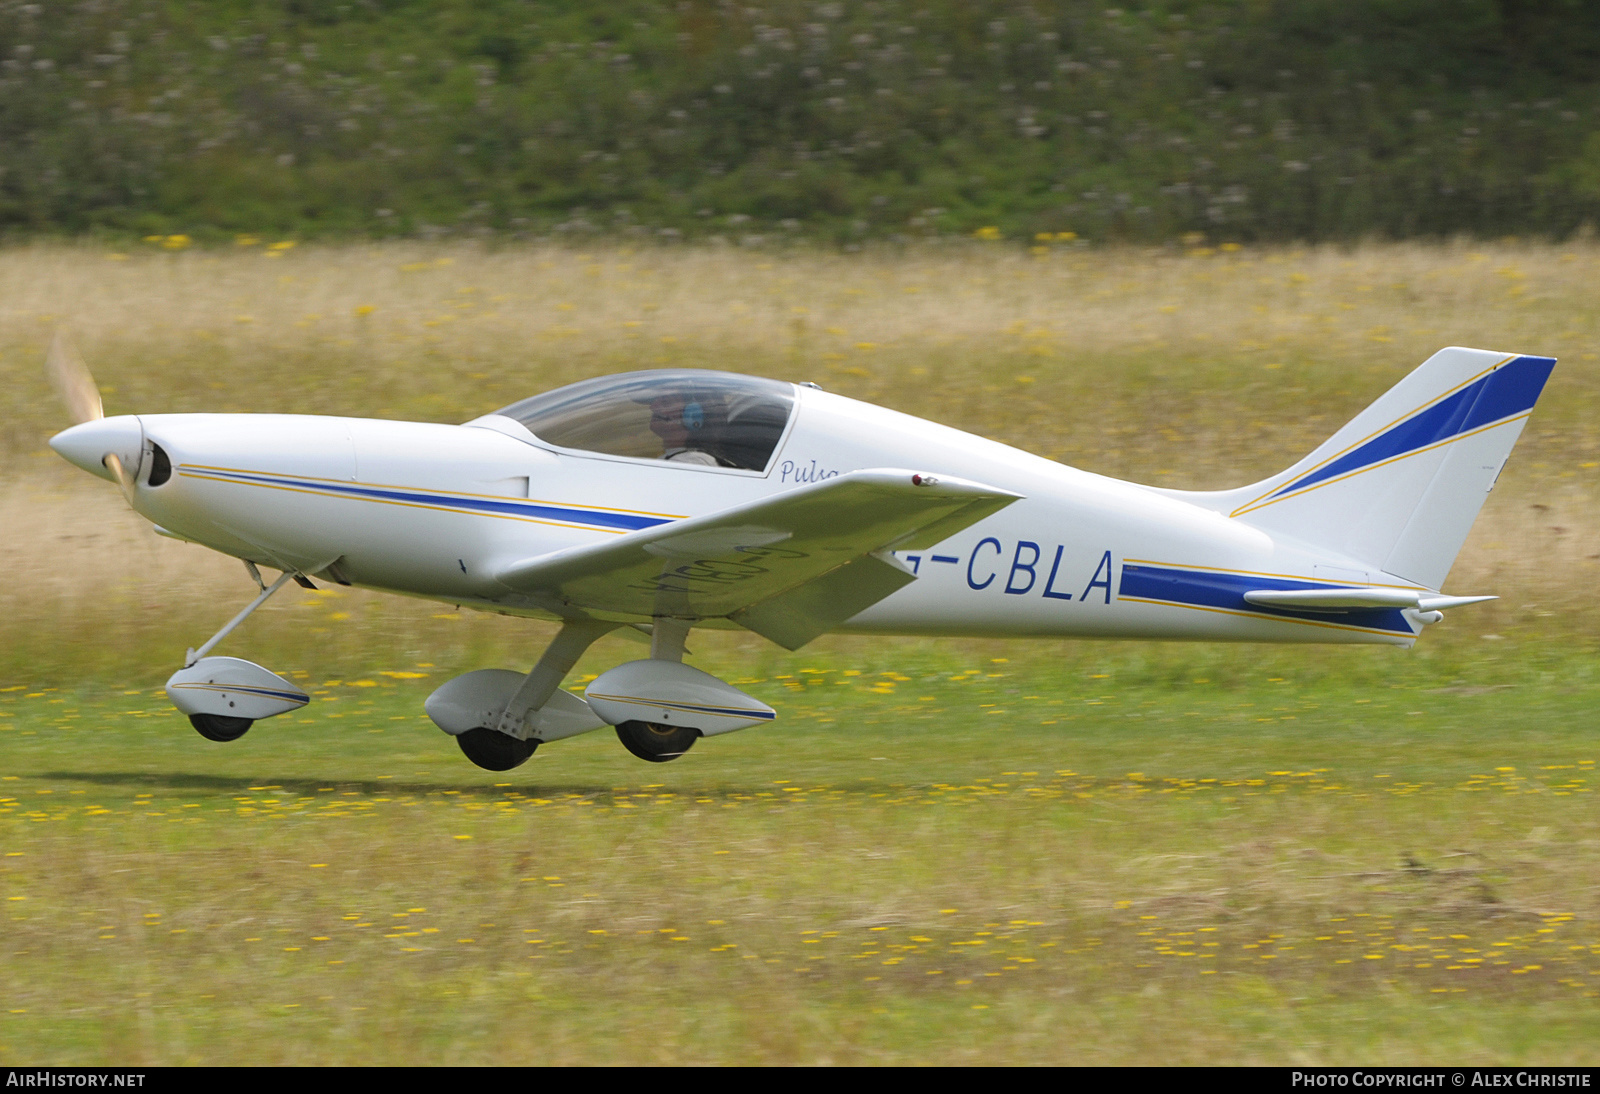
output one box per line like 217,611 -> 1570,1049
103,451 -> 138,506
47,329 -> 139,505
46,328 -> 103,425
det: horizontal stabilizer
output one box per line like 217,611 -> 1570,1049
1243,588 -> 1496,614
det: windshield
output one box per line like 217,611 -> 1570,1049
493,369 -> 795,472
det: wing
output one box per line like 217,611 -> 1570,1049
495,469 -> 1022,649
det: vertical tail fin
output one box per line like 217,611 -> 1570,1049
1165,348 -> 1555,590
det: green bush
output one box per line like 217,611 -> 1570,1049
3,0 -> 1600,243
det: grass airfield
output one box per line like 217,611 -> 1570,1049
0,240 -> 1598,1063
3,641 -> 1597,1065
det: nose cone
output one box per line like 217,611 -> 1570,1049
49,416 -> 145,484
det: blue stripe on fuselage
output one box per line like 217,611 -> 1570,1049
1118,564 -> 1416,634
1268,355 -> 1555,500
188,468 -> 675,532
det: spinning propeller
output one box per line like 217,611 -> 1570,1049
46,328 -> 140,505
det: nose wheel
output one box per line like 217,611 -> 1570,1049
189,713 -> 253,742
615,720 -> 701,763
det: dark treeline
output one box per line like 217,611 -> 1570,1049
4,0 -> 1600,243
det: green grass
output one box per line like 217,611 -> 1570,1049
2,639 -> 1596,1065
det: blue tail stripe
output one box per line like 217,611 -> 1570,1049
1269,355 -> 1555,500
1119,564 -> 1415,634
1461,355 -> 1556,433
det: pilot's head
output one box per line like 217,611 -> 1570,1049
647,393 -> 697,448
646,390 -> 723,451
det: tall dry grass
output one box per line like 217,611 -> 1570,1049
1,240 -> 1596,682
2,238 -> 1598,470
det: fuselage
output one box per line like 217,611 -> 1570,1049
51,383 -> 1425,648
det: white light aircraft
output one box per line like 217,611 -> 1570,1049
46,335 -> 1554,770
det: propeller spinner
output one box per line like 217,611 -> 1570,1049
45,329 -> 142,504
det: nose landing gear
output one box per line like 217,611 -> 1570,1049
165,562 -> 315,742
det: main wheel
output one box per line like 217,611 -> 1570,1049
456,727 -> 537,771
190,713 -> 253,742
615,720 -> 701,763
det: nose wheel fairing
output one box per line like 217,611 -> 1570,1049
166,655 -> 309,742
165,656 -> 309,721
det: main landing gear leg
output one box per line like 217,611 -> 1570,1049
454,620 -> 617,771
649,617 -> 690,663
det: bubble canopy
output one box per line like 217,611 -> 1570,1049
493,369 -> 796,472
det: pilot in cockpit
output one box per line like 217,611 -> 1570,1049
495,369 -> 793,472
644,389 -> 729,466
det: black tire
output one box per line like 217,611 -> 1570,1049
615,720 -> 701,763
456,727 -> 537,771
190,713 -> 253,742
